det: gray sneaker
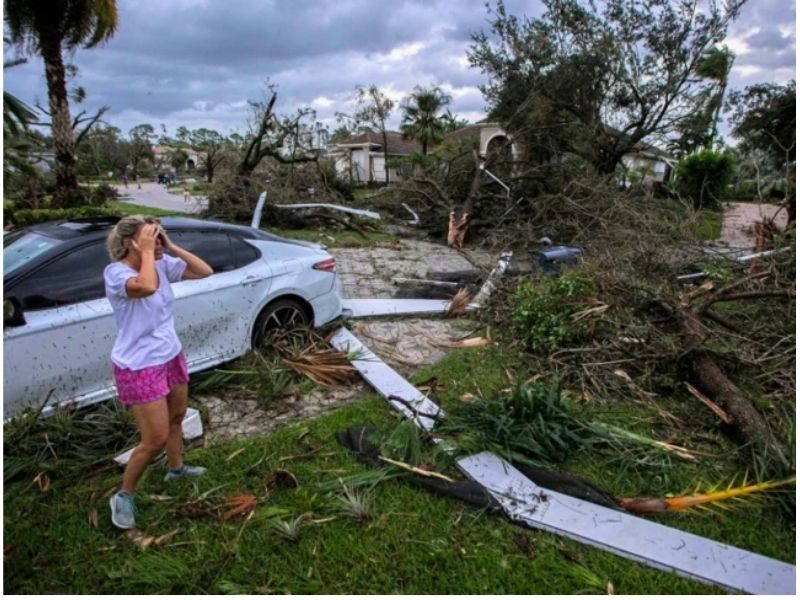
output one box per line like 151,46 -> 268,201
109,492 -> 136,529
164,464 -> 207,482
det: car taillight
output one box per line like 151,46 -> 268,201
313,258 -> 336,272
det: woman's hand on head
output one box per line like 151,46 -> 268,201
131,223 -> 158,254
158,227 -> 176,252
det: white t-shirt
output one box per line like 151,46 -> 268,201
104,254 -> 187,370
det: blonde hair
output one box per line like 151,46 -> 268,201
106,215 -> 161,261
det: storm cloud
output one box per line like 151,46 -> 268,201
3,0 -> 794,137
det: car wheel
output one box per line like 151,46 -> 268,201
252,298 -> 311,348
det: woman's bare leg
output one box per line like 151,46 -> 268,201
165,383 -> 189,470
122,399 -> 170,494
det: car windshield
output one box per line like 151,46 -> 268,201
3,231 -> 63,276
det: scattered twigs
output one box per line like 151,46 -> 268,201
684,382 -> 732,424
377,456 -> 455,482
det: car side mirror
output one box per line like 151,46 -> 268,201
4,297 -> 26,327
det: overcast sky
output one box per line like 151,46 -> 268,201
3,0 -> 796,139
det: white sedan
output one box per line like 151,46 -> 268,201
3,216 -> 343,420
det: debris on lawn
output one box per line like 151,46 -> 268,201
126,527 -> 182,550
266,469 -> 299,491
178,493 -> 258,521
281,346 -> 357,387
114,408 -> 203,466
331,326 -> 796,595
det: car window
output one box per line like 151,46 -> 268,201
231,236 -> 261,268
167,230 -> 235,273
10,241 -> 110,310
3,232 -> 64,276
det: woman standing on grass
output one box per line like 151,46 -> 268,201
104,216 -> 213,529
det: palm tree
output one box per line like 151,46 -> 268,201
4,0 -> 118,207
4,52 -> 38,176
695,46 -> 735,148
400,86 -> 451,155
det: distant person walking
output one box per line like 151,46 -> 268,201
122,173 -> 128,189
104,216 -> 214,530
183,186 -> 191,205
136,174 -> 141,190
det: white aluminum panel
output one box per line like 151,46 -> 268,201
458,451 -> 795,595
341,298 -> 452,318
329,328 -> 443,430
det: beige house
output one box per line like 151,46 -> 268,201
152,145 -> 201,173
332,122 -> 671,184
332,132 -> 422,184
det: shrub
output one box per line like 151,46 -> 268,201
675,149 -> 735,208
510,273 -> 595,353
11,206 -> 121,227
87,183 -> 120,206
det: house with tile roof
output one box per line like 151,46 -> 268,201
332,121 -> 671,185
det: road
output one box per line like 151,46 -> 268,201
113,181 -> 208,214
720,202 -> 787,249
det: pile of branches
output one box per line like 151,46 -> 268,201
475,174 -> 795,477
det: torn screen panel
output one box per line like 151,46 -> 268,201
458,451 -> 795,595
329,328 -> 443,430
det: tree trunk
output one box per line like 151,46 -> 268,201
40,33 -> 81,208
447,151 -> 484,249
381,127 -> 390,184
691,354 -> 787,468
678,305 -> 788,468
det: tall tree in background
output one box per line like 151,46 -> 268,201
439,109 -> 469,133
176,127 -> 230,182
4,0 -> 118,207
128,124 -> 156,178
353,85 -> 394,183
400,86 -> 452,155
469,0 -> 745,174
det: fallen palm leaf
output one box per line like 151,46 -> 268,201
88,508 -> 98,529
126,527 -> 182,550
222,494 -> 258,521
282,348 -> 356,387
148,493 -> 173,502
153,528 -> 182,546
446,287 -> 472,317
618,476 -> 795,514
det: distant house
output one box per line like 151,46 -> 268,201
332,131 -> 423,184
620,140 -> 675,185
443,122 -> 520,161
332,121 -> 671,185
152,145 -> 200,173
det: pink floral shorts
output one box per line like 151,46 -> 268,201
113,352 -> 189,407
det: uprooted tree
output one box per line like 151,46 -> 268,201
207,86 -> 359,228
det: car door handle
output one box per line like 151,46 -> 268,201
241,275 -> 267,287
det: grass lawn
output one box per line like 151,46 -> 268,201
4,338 -> 793,594
263,227 -> 397,248
105,201 -> 189,217
696,209 -> 723,241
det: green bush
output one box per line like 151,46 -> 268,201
11,206 -> 121,227
676,149 -> 735,208
510,273 -> 595,353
